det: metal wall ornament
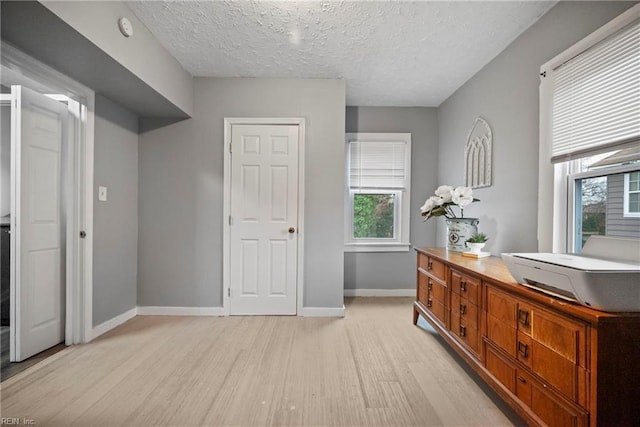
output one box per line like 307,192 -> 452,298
464,117 -> 492,188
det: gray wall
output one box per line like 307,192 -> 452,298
344,107 -> 439,290
1,1 -> 191,119
138,78 -> 345,310
41,1 -> 193,117
93,94 -> 139,326
436,1 -> 635,255
607,173 -> 640,239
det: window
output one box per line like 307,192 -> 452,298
568,149 -> 640,252
624,171 -> 640,217
538,5 -> 640,252
345,133 -> 411,252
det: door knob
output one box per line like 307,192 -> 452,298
288,227 -> 296,234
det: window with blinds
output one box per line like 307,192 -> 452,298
345,133 -> 411,252
349,140 -> 407,190
550,18 -> 640,163
538,5 -> 640,253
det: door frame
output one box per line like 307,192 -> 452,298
2,43 -> 95,344
222,118 -> 306,316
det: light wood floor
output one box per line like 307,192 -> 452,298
0,298 -> 523,426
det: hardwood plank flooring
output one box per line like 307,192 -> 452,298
1,343 -> 67,382
0,298 -> 524,426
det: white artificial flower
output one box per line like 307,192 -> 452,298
429,195 -> 441,207
421,196 -> 442,213
420,197 -> 436,214
452,186 -> 474,207
435,185 -> 454,203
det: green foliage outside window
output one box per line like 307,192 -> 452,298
353,193 -> 395,239
580,176 -> 607,248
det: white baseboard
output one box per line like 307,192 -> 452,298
344,289 -> 415,297
91,307 -> 137,340
137,306 -> 225,316
299,305 -> 345,317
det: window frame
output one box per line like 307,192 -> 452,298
624,171 -> 640,217
344,132 -> 411,253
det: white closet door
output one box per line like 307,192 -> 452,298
11,85 -> 67,361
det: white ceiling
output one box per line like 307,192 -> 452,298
127,1 -> 556,107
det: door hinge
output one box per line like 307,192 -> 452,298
228,288 -> 231,297
80,230 -> 87,238
229,215 -> 233,226
229,143 -> 232,153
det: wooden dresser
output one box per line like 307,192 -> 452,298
414,248 -> 640,427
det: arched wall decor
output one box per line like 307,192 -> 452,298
464,117 -> 492,188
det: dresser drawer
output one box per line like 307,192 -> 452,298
451,269 -> 480,305
486,286 -> 517,357
451,291 -> 479,329
529,378 -> 588,427
418,271 -> 446,326
530,339 -> 589,407
418,253 -> 446,281
486,344 -> 588,427
427,276 -> 446,304
530,306 -> 587,369
451,312 -> 480,355
427,298 -> 446,326
418,278 -> 429,307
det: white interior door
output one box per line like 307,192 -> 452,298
11,85 -> 67,361
229,124 -> 299,315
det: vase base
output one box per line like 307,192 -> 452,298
462,251 -> 491,258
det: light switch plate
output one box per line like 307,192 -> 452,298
98,186 -> 108,202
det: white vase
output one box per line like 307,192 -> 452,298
445,218 -> 479,252
466,242 -> 486,254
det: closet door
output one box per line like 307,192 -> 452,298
11,85 -> 67,361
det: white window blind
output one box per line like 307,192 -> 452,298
349,140 -> 407,189
551,19 -> 640,163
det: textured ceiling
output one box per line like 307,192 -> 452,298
127,1 -> 555,107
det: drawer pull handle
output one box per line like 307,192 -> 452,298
518,309 -> 530,327
518,341 -> 529,358
428,261 -> 433,270
459,325 -> 466,337
460,304 -> 466,315
460,281 -> 467,292
427,281 -> 432,291
427,299 -> 433,308
517,376 -> 527,384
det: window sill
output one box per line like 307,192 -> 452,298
344,243 -> 411,253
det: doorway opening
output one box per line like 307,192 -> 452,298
1,43 -> 94,380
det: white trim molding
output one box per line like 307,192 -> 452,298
344,243 -> 411,253
623,172 -> 640,218
137,306 -> 225,316
300,306 -> 346,318
91,307 -> 137,340
344,289 -> 415,297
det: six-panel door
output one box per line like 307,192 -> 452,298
229,124 -> 299,315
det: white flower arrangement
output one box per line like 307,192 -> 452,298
420,185 -> 479,220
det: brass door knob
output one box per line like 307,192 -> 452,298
288,227 -> 296,234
